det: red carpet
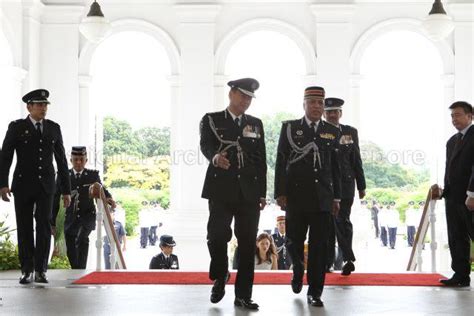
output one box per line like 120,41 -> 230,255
74,271 -> 446,286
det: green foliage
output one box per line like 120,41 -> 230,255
361,141 -> 430,190
112,187 -> 169,236
103,117 -> 141,159
0,217 -> 20,270
356,141 -> 431,222
48,255 -> 71,269
103,116 -> 170,160
52,204 -> 68,257
104,155 -> 170,191
135,126 -> 170,157
261,112 -> 297,198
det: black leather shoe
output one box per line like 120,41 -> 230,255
34,272 -> 49,284
307,295 -> 324,307
19,272 -> 33,284
234,298 -> 259,310
440,277 -> 470,287
291,277 -> 303,294
341,261 -> 355,276
210,272 -> 230,303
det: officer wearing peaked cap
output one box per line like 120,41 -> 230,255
0,89 -> 71,284
149,235 -> 180,269
200,77 -> 266,310
323,97 -> 366,276
52,146 -> 114,269
274,86 -> 341,307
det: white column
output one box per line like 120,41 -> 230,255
22,1 -> 42,94
349,74 -> 363,129
40,4 -> 84,148
0,66 -> 27,132
164,3 -> 220,270
168,74 -> 182,210
449,3 -> 474,102
311,4 -> 356,123
78,75 -> 99,168
213,74 -> 229,112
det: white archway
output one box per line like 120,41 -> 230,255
77,19 -> 181,170
215,18 -> 316,76
350,18 -> 454,75
79,19 -> 181,76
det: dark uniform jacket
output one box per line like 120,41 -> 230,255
200,110 -> 267,203
52,168 -> 111,232
274,118 -> 341,212
272,232 -> 292,269
443,125 -> 474,204
336,124 -> 366,199
149,253 -> 179,269
0,117 -> 70,195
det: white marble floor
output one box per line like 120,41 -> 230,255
0,270 -> 473,316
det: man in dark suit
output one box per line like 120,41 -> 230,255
274,86 -> 341,307
434,101 -> 473,287
52,146 -> 114,269
149,235 -> 179,269
200,78 -> 267,310
0,89 -> 71,284
271,215 -> 292,270
323,97 -> 366,276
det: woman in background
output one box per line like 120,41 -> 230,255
254,233 -> 277,270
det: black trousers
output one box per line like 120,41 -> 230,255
207,197 -> 260,299
327,197 -> 356,264
445,199 -> 474,278
65,225 -> 92,269
140,227 -> 149,248
373,213 -> 380,238
380,226 -> 388,246
149,226 -> 158,245
388,227 -> 397,249
286,209 -> 330,297
13,188 -> 54,273
407,226 -> 416,247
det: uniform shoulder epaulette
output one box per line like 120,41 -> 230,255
324,120 -> 339,128
206,111 -> 224,117
45,119 -> 59,127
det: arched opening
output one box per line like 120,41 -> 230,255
0,29 -> 15,137
224,29 -> 306,243
87,31 -> 173,269
356,30 -> 444,271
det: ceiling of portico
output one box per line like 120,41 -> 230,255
38,0 -> 464,5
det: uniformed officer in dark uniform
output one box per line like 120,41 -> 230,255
323,97 -> 366,276
274,86 -> 341,307
200,78 -> 267,310
52,146 -> 114,269
0,89 -> 71,284
271,215 -> 292,270
149,235 -> 179,269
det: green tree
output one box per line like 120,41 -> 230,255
261,112 -> 297,198
135,126 -> 170,157
103,116 -> 141,158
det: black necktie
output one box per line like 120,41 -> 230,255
234,117 -> 240,127
75,173 -> 81,180
310,122 -> 317,135
36,122 -> 42,137
453,132 -> 463,152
